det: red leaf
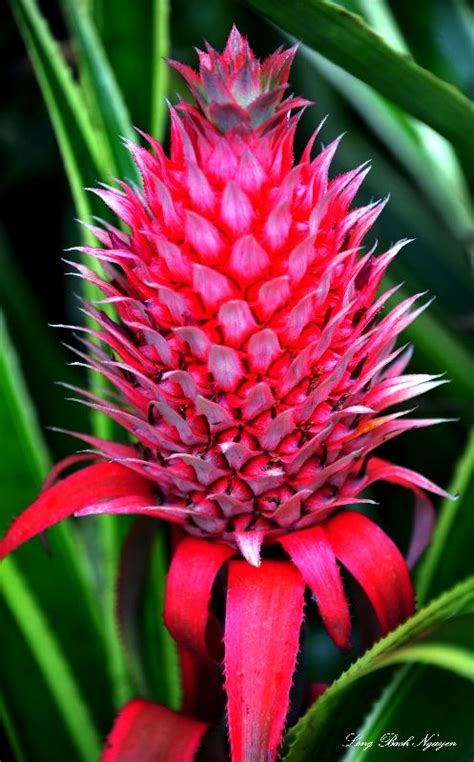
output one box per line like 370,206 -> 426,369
324,511 -> 415,634
0,463 -> 154,560
280,525 -> 351,651
225,560 -> 305,762
364,456 -> 444,567
164,537 -> 234,660
101,699 -> 207,762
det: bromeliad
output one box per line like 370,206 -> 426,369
0,27 -> 452,762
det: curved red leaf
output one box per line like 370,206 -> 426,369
101,699 -> 207,761
225,559 -> 305,762
280,525 -> 351,651
364,456 -> 443,567
364,456 -> 452,499
324,511 -> 415,634
164,537 -> 234,661
0,462 -> 154,560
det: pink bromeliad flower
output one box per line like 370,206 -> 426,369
0,27 -> 452,762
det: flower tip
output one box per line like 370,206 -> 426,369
235,531 -> 263,567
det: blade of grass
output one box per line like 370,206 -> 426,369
246,0 -> 474,164
292,57 -> 474,399
146,528 -> 181,709
1,558 -> 102,762
0,312 -> 102,633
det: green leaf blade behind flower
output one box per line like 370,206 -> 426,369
9,0 -> 141,708
1,559 -> 102,762
151,0 -> 170,140
340,614 -> 474,761
416,430 -> 474,605
246,0 -> 474,165
61,0 -> 140,183
282,576 -> 474,761
0,314 -> 108,760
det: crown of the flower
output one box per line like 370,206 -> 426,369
169,25 -> 307,132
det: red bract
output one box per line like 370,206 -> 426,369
0,26 -> 452,762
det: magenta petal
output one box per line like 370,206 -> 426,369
280,526 -> 351,651
101,699 -> 207,761
325,511 -> 415,634
225,560 -> 305,762
0,463 -> 154,560
164,537 -> 234,660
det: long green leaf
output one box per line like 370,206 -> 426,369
381,642 -> 474,682
151,0 -> 170,140
283,576 -> 474,761
0,313 -> 107,759
1,559 -> 101,762
304,50 -> 472,246
246,0 -> 474,162
341,432 -> 474,762
9,0 -> 98,222
62,0 -> 139,182
10,0 -> 135,706
0,313 -> 100,629
416,430 -> 474,605
0,224 -> 86,438
341,615 -> 474,761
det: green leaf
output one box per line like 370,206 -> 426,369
151,0 -> 170,140
10,0 -> 135,706
292,54 -> 474,400
381,642 -> 474,682
1,559 -> 102,762
303,49 -> 472,249
61,0 -> 140,182
144,529 -> 181,709
416,430 -> 474,605
246,0 -> 474,163
9,0 -> 104,212
0,313 -> 107,759
283,576 -> 474,761
0,224 -> 85,441
340,615 -> 474,762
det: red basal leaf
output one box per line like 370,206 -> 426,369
324,511 -> 415,634
164,536 -> 234,660
280,525 -> 351,651
224,559 -> 305,762
0,463 -> 154,559
101,699 -> 207,761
